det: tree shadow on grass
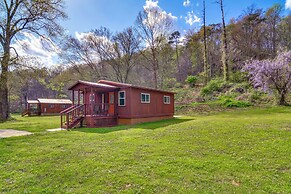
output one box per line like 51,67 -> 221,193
73,118 -> 194,134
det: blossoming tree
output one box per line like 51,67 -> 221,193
244,51 -> 291,105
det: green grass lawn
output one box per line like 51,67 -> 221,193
0,115 -> 60,133
0,107 -> 291,193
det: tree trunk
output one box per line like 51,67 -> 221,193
220,0 -> 229,82
153,65 -> 158,89
152,48 -> 159,89
0,44 -> 10,121
203,0 -> 209,85
278,90 -> 287,105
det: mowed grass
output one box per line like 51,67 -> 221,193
0,107 -> 291,193
0,115 -> 60,133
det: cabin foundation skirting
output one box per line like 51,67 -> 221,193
118,115 -> 173,125
84,116 -> 117,128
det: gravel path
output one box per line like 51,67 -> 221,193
0,129 -> 33,138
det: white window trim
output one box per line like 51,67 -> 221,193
118,91 -> 126,106
164,95 -> 170,104
141,93 -> 150,104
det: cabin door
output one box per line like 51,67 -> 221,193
108,92 -> 115,115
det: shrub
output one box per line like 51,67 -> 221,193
229,82 -> 251,94
200,79 -> 224,96
185,75 -> 198,87
163,78 -> 177,88
229,71 -> 248,83
219,95 -> 251,108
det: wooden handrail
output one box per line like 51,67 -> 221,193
68,104 -> 84,113
60,105 -> 76,114
61,104 -> 86,129
85,103 -> 112,116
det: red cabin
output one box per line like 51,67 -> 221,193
61,80 -> 175,129
24,98 -> 72,116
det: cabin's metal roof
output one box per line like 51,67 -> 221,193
37,98 -> 72,104
98,80 -> 176,94
68,80 -> 175,94
27,100 -> 39,104
68,80 -> 118,90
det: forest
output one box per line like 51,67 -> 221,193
1,1 -> 291,118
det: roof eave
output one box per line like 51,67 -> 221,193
68,80 -> 119,91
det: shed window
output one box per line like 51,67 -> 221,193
61,105 -> 68,109
118,91 -> 126,106
164,96 -> 170,104
141,93 -> 150,103
49,104 -> 55,109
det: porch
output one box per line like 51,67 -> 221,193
22,100 -> 41,116
60,81 -> 120,129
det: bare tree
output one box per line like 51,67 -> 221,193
265,4 -> 282,58
135,9 -> 174,88
279,15 -> 291,51
106,27 -> 140,83
61,27 -> 140,83
202,0 -> 209,84
169,31 -> 182,81
0,0 -> 66,120
61,34 -> 107,80
218,0 -> 229,81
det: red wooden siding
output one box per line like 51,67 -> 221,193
117,87 -> 174,119
63,80 -> 175,128
117,88 -> 132,117
40,103 -> 71,115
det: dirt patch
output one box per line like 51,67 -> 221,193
0,129 -> 33,138
46,128 -> 66,132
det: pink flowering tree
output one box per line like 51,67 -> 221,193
244,51 -> 291,105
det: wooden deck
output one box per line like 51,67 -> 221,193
60,104 -> 117,129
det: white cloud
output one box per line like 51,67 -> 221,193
11,32 -> 59,67
178,35 -> 187,46
75,31 -> 95,41
74,31 -> 115,62
185,11 -> 201,26
144,0 -> 159,10
286,0 -> 291,10
75,31 -> 113,47
143,0 -> 178,25
183,0 -> 191,7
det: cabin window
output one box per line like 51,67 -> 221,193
49,104 -> 55,109
141,93 -> 150,103
61,105 -> 68,108
118,91 -> 126,106
164,96 -> 170,104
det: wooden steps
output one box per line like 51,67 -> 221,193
60,105 -> 86,129
66,116 -> 84,129
21,110 -> 29,117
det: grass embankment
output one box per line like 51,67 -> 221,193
0,107 -> 291,193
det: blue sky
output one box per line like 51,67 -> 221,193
13,0 -> 291,66
62,0 -> 290,35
